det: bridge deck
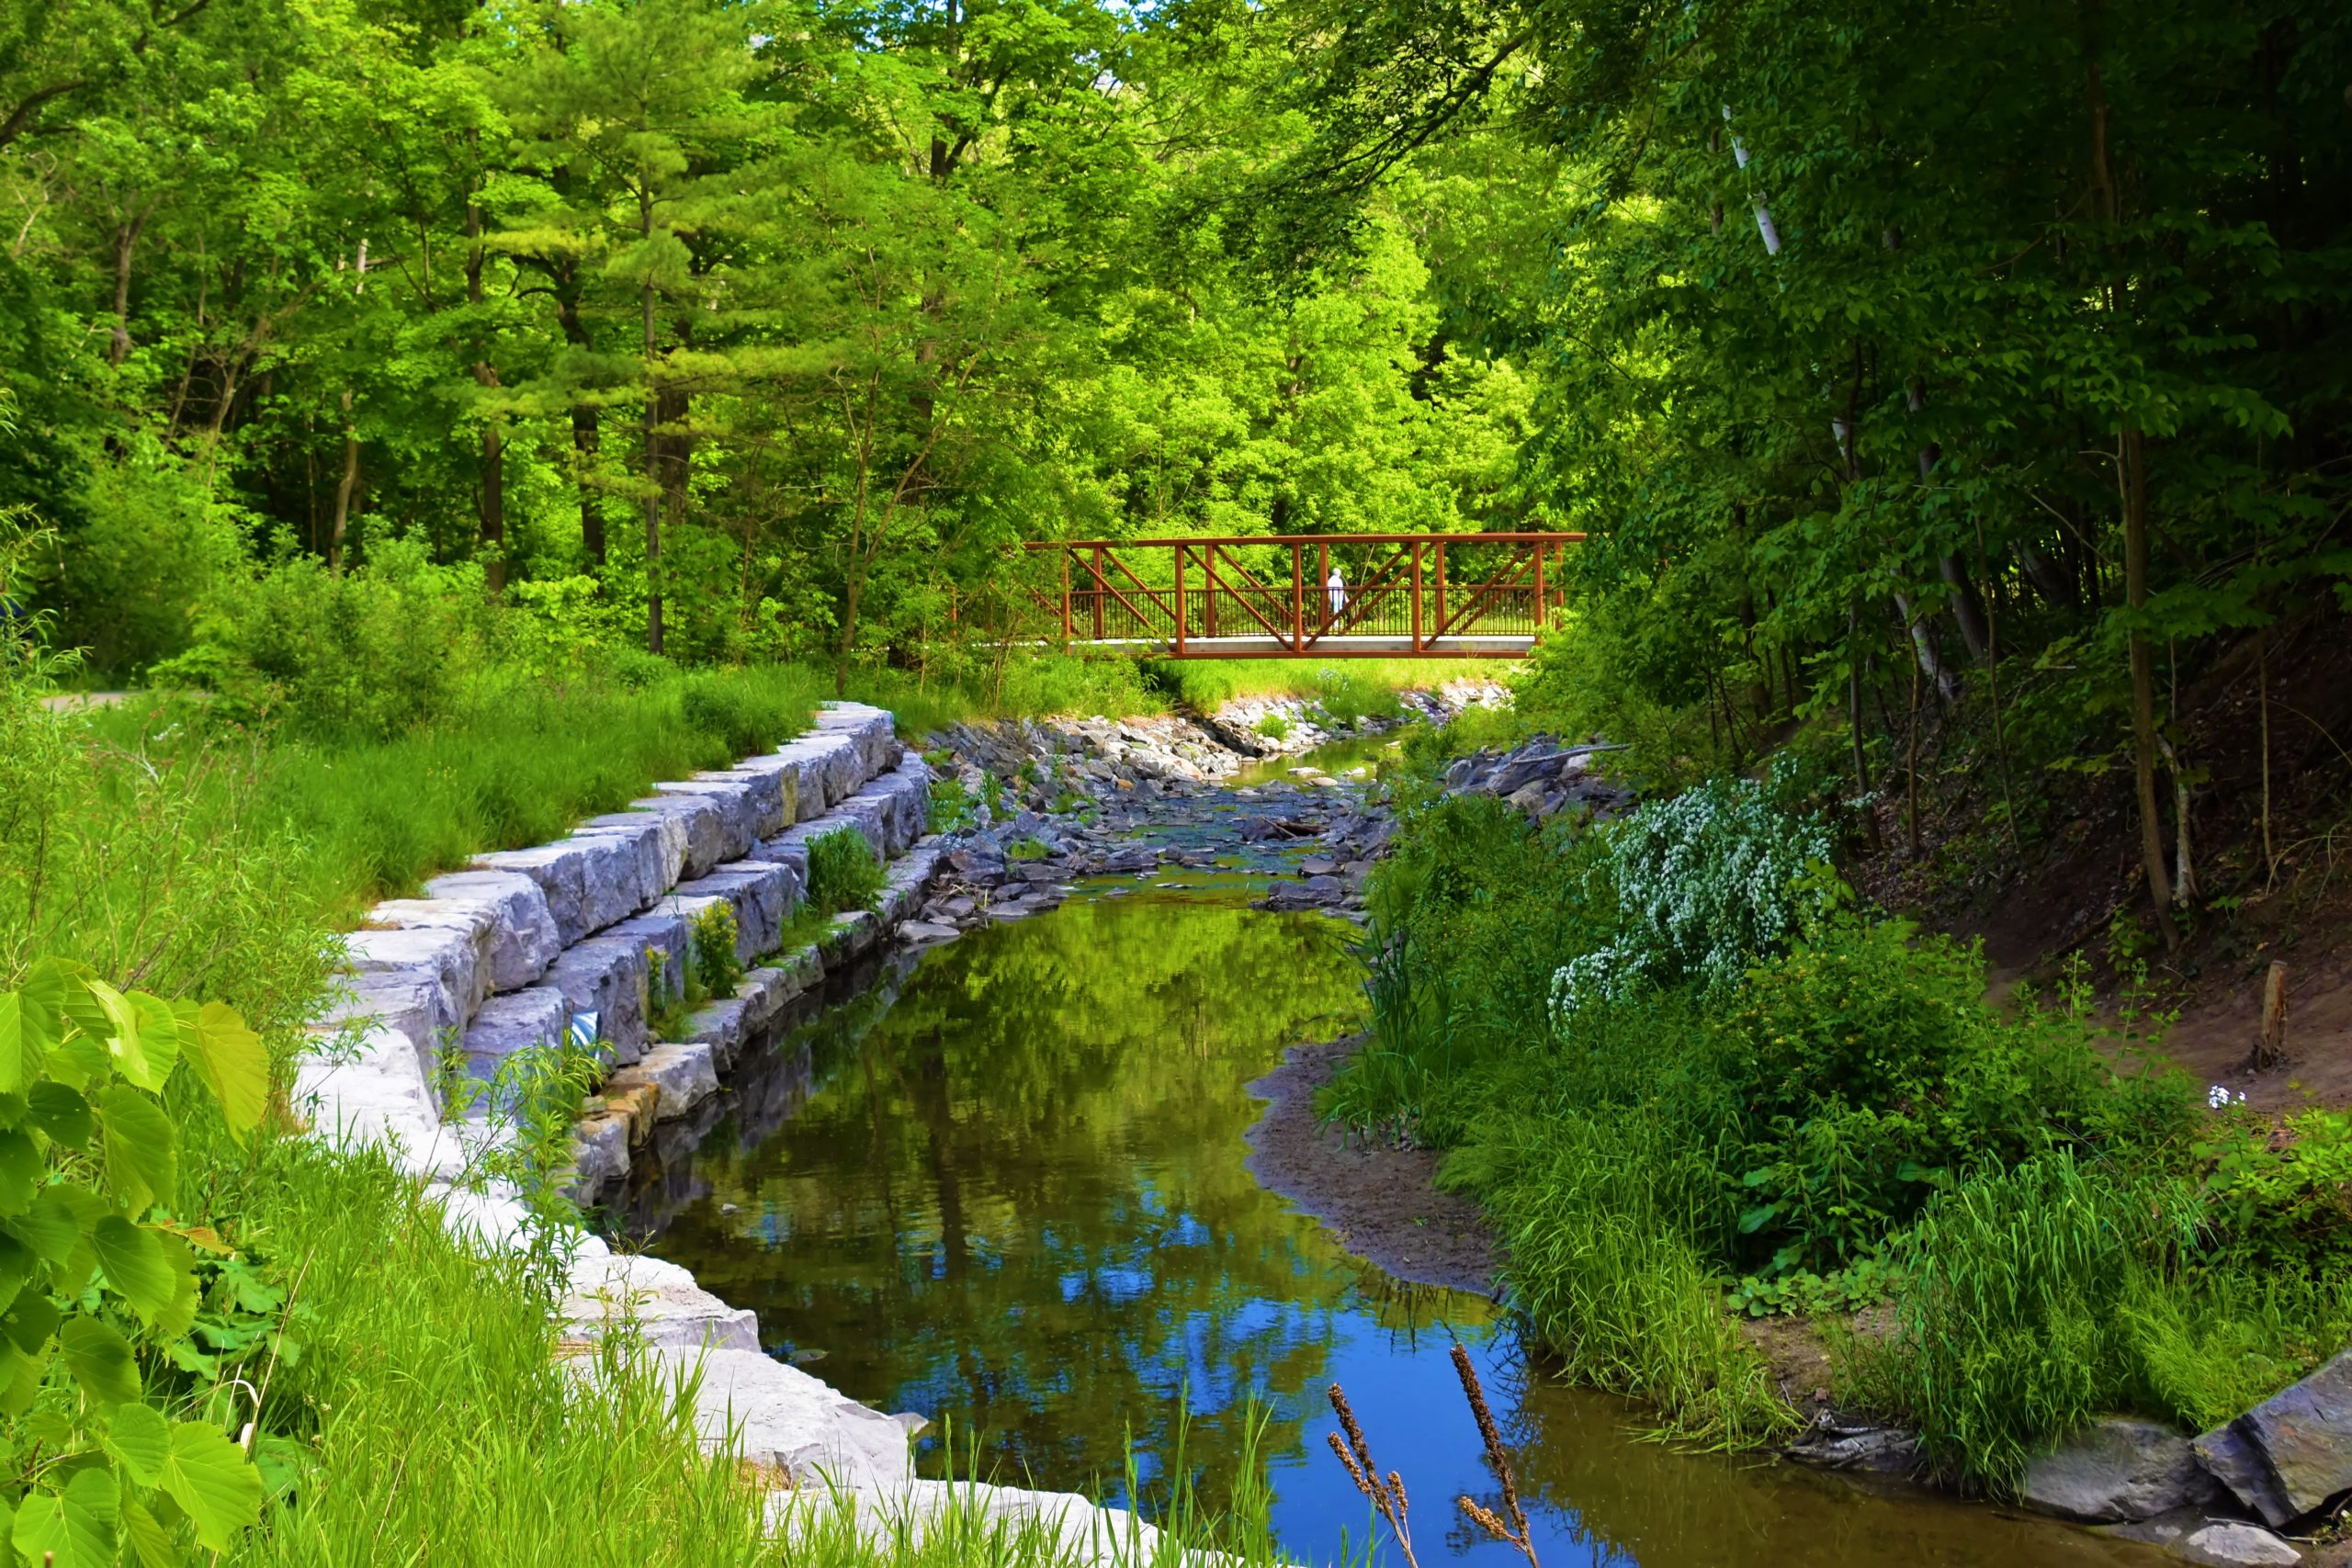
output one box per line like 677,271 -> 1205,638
1021,533 -> 1580,659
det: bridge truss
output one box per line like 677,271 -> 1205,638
1021,533 -> 1583,660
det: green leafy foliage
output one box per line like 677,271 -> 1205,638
689,902 -> 742,1002
0,962 -> 269,1562
805,829 -> 886,916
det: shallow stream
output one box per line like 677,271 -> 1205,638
640,877 -> 2165,1566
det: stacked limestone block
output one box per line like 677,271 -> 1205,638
292,702 -> 943,1235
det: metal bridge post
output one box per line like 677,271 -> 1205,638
1434,539 -> 1446,637
1291,543 -> 1303,651
1533,543 -> 1546,633
1409,542 -> 1424,652
1317,540 -> 1329,634
1173,543 -> 1187,656
1091,546 -> 1104,639
1059,548 -> 1071,644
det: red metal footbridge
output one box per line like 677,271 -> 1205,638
1021,533 -> 1583,659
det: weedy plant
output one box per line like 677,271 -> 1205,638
1321,1349 -> 1544,1568
691,902 -> 743,1000
806,828 -> 887,914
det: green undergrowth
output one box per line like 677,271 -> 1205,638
2,542 -> 1298,1565
1331,758 -> 2352,1487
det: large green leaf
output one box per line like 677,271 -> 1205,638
119,1496 -> 175,1568
98,1088 -> 176,1214
0,991 -> 45,1094
11,1467 -> 119,1568
92,1218 -> 175,1324
152,1231 -> 199,1341
28,1081 -> 93,1146
1,1292 -> 61,1356
90,982 -> 177,1095
0,1128 -> 36,1215
0,1232 -> 31,1319
59,1315 -> 140,1407
107,1403 -> 172,1487
159,1421 -> 264,1551
20,958 -> 84,1046
176,1001 -> 270,1135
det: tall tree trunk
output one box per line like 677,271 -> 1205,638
1940,554 -> 1992,660
574,403 -> 604,566
639,192 -> 662,656
329,389 -> 358,570
107,211 -> 146,367
465,186 -> 506,593
2120,427 -> 2179,947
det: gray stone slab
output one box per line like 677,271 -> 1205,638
561,1252 -> 755,1353
475,833 -> 650,948
573,813 -> 686,904
542,911 -> 686,1070
654,774 -> 772,859
668,859 -> 798,965
607,1042 -> 720,1122
2021,1417 -> 2218,1522
456,987 -> 570,1118
417,870 -> 563,991
597,794 -> 729,883
344,923 -> 487,1041
813,701 -> 899,779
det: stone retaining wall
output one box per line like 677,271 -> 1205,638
296,699 -> 944,1232
288,704 -> 1159,1561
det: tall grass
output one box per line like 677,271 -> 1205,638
91,664 -> 821,919
1443,1110 -> 1797,1449
1144,657 -> 1512,712
1850,1153 -> 2352,1490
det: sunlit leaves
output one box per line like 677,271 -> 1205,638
156,1422 -> 264,1551
175,1002 -> 268,1137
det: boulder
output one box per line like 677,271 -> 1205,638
607,1042 -> 720,1122
657,770 -> 784,851
2179,1522 -> 2303,1567
814,701 -> 899,776
2199,1350 -> 2352,1525
457,987 -> 571,1116
476,833 -> 655,948
573,812 -> 688,906
561,1252 -> 757,1354
2020,1417 -> 2219,1522
294,1022 -> 440,1155
774,734 -> 868,817
563,1111 -> 631,1199
612,793 -> 732,883
639,1344 -> 910,1490
669,859 -> 800,966
344,922 -> 489,1041
416,870 -> 564,991
542,910 -> 688,1069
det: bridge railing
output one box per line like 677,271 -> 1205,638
1023,533 -> 1584,657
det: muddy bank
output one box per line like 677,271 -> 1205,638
1241,1033 -> 1500,1298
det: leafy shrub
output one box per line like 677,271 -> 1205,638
805,828 -> 885,914
677,670 -> 799,761
2196,1106 -> 2352,1274
1549,772 -> 1837,1026
153,539 -> 495,743
1253,710 -> 1295,742
1312,666 -> 1401,728
691,902 -> 743,999
0,960 -> 272,1559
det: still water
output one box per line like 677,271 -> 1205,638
645,888 -> 2165,1567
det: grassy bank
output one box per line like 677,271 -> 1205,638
1,547 -> 1298,1562
1330,731 -> 2352,1486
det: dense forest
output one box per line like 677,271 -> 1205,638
6,0 -> 2347,940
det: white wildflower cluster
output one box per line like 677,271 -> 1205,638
1548,773 -> 1836,1034
2208,1083 -> 2248,1111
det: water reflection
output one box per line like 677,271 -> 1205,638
645,890 -> 2165,1567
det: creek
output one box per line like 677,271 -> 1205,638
628,776 -> 2168,1567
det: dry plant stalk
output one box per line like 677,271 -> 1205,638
1451,1343 -> 1539,1568
1324,1381 -> 1419,1568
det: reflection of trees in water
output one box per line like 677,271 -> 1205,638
653,894 -> 1378,1511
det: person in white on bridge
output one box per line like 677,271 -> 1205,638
1325,564 -> 1347,624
